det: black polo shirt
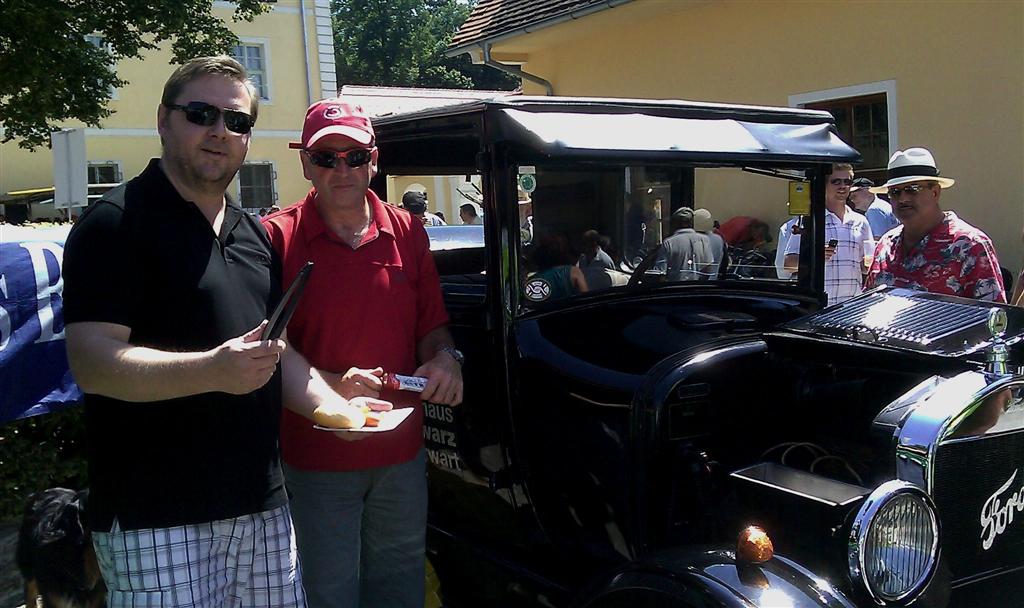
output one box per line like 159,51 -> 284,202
63,159 -> 286,531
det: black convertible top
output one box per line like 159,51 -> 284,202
372,95 -> 861,164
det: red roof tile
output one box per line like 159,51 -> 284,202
449,0 -> 626,53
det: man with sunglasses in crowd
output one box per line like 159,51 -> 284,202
865,147 -> 1005,302
62,56 -> 382,607
784,163 -> 875,305
848,177 -> 900,238
263,98 -> 463,608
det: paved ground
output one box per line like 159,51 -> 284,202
0,522 -> 24,608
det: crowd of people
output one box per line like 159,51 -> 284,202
778,149 -> 1016,306
16,52 -> 1024,608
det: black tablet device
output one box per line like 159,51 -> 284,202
261,261 -> 313,341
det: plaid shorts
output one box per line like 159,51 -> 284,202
92,504 -> 306,608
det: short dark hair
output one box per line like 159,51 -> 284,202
459,203 -> 478,217
161,55 -> 259,121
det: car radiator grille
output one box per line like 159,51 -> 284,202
932,431 -> 1024,582
784,288 -> 1003,356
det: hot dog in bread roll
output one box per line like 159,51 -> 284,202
312,401 -> 367,429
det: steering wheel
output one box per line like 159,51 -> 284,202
626,245 -> 664,287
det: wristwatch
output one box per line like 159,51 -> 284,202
438,345 -> 465,367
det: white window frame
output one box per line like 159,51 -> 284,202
87,160 -> 123,205
789,79 -> 898,156
237,161 -> 278,210
87,160 -> 123,184
84,34 -> 119,100
232,38 -> 273,103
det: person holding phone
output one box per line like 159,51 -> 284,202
62,57 -> 380,608
783,163 -> 874,306
263,98 -> 463,608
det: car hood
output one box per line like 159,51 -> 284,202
781,286 -> 1024,359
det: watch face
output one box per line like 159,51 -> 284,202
443,346 -> 464,365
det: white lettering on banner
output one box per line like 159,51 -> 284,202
0,274 -> 10,351
426,448 -> 463,471
424,401 -> 454,423
980,469 -> 1024,551
20,241 -> 65,344
423,425 -> 458,448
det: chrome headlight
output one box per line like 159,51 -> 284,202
848,481 -> 939,604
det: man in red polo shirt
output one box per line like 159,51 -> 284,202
865,147 -> 1005,302
263,99 -> 463,608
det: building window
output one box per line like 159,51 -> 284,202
805,94 -> 889,183
239,163 -> 276,209
85,34 -> 118,99
87,162 -> 121,205
232,43 -> 269,100
87,162 -> 120,185
789,81 -> 896,185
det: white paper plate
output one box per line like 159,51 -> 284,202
313,407 -> 413,433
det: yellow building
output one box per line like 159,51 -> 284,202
0,0 -> 338,221
448,0 -> 1024,279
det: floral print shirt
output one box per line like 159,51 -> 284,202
865,211 -> 1006,302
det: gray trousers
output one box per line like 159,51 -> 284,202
284,449 -> 427,608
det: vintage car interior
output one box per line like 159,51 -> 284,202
373,97 -> 1024,608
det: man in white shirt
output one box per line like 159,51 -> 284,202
775,216 -> 800,280
784,164 -> 873,306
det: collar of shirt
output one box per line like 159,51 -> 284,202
141,158 -> 242,242
298,187 -> 396,247
890,210 -> 958,258
824,207 -> 859,227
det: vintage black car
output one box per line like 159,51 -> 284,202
371,97 -> 1024,607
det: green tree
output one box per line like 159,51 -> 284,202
0,0 -> 271,150
332,0 -> 518,91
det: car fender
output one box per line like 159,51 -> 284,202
572,548 -> 855,608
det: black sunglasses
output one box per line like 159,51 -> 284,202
888,184 -> 931,198
829,178 -> 855,186
303,148 -> 374,169
164,101 -> 255,134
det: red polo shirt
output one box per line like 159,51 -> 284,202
263,189 -> 449,471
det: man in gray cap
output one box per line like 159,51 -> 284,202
402,190 -> 445,226
848,176 -> 899,238
655,207 -> 713,281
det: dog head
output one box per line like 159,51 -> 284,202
16,488 -> 105,608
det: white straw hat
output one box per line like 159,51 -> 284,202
870,147 -> 955,193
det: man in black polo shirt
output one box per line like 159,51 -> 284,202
62,56 -> 379,608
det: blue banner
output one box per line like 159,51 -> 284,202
0,225 -> 81,422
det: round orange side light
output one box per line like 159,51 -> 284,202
737,525 -> 774,563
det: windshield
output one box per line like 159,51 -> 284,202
519,164 -> 806,310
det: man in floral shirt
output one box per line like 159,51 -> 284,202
865,147 -> 1005,302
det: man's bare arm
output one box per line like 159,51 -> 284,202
279,339 -> 391,426
65,321 -> 283,402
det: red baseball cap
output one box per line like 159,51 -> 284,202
289,98 -> 374,150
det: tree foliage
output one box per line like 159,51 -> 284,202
0,0 -> 270,150
332,0 -> 519,91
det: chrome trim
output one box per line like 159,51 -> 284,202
894,372 -> 1024,492
847,480 -> 940,605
